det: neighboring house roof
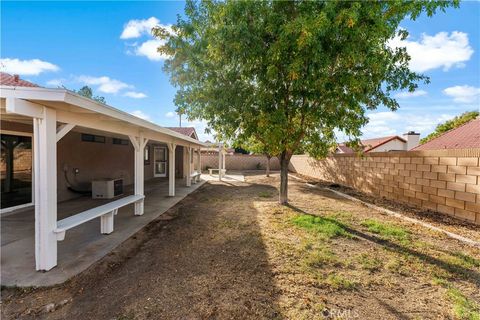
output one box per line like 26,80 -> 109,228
363,136 -> 406,152
165,127 -> 198,140
413,118 -> 480,150
338,136 -> 407,153
0,72 -> 39,87
336,145 -> 354,153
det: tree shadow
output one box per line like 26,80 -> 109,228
287,204 -> 480,287
4,181 -> 285,319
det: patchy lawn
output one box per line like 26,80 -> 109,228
2,173 -> 479,319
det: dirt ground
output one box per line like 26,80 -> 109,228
1,173 -> 479,319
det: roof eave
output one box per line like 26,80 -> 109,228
0,86 -> 206,147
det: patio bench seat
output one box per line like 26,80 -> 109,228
190,171 -> 201,183
208,168 -> 226,176
54,194 -> 145,241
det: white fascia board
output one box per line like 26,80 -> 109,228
0,86 -> 67,101
0,86 -> 206,147
62,91 -> 206,147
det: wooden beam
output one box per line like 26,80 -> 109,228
56,123 -> 75,142
6,98 -> 44,119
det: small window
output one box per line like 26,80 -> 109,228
144,145 -> 150,165
112,138 -> 129,145
81,133 -> 105,143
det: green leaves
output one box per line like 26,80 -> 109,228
420,111 -> 479,144
158,0 -> 456,158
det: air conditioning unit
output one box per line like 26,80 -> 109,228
92,178 -> 123,199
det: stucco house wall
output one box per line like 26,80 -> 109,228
369,139 -> 407,152
1,121 -> 188,203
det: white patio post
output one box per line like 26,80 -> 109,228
222,150 -> 226,176
218,143 -> 222,181
34,107 -> 58,271
168,142 -> 176,196
186,146 -> 192,187
129,134 -> 148,215
196,148 -> 201,173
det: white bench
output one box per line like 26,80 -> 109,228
54,194 -> 145,241
190,171 -> 201,184
208,168 -> 226,177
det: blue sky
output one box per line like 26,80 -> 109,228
2,1 -> 479,142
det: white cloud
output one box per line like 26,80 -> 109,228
130,110 -> 151,121
165,111 -> 176,118
120,17 -> 173,61
76,75 -> 131,94
362,111 -> 455,139
46,78 -> 65,87
394,90 -> 427,99
388,31 -> 473,72
123,91 -> 147,99
183,119 -> 214,142
443,85 -> 480,103
120,17 -> 160,39
0,58 -> 59,76
135,39 -> 168,61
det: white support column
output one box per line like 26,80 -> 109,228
222,151 -> 226,176
168,143 -> 176,196
34,107 -> 58,271
197,148 -> 202,173
129,134 -> 148,215
218,143 -> 223,181
100,210 -> 115,234
186,147 -> 192,187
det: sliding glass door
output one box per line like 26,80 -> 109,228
1,133 -> 33,210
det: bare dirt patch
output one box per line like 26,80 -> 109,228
2,173 -> 479,319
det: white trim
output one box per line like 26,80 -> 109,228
5,97 -> 44,118
56,123 -> 75,142
1,87 -> 206,147
153,146 -> 168,178
0,129 -> 33,137
0,203 -> 34,216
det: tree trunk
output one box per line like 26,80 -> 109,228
266,155 -> 271,177
278,151 -> 292,205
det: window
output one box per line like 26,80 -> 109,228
81,133 -> 105,143
144,145 -> 150,165
1,133 -> 33,209
112,138 -> 129,146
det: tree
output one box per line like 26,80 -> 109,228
157,0 -> 457,204
420,111 -> 479,144
238,137 -> 274,177
75,86 -> 107,104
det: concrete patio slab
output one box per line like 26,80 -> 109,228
202,171 -> 245,182
1,178 -> 205,287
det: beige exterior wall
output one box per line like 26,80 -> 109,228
201,153 -> 280,171
1,121 -> 187,203
289,149 -> 480,225
369,139 -> 406,152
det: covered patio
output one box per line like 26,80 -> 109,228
1,175 -> 206,287
1,84 -> 206,286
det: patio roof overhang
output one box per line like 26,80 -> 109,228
0,85 -> 205,273
0,85 -> 206,148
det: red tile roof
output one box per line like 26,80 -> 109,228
166,127 -> 198,140
338,135 -> 406,153
0,72 -> 39,87
413,118 -> 480,150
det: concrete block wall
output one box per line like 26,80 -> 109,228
289,149 -> 480,224
201,153 -> 280,171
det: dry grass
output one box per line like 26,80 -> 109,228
1,173 -> 479,320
